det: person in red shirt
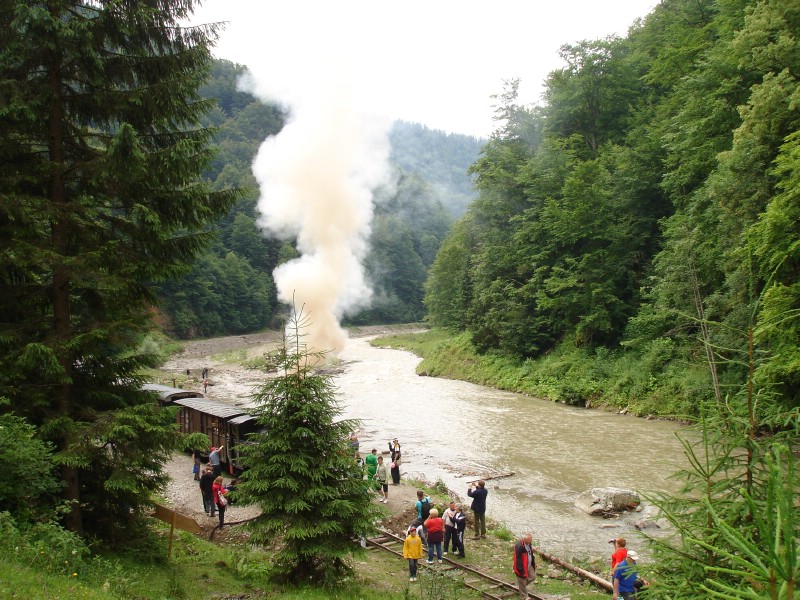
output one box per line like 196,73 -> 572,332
513,532 -> 536,599
424,508 -> 445,563
212,476 -> 228,528
610,537 -> 628,578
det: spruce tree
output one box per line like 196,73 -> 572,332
0,0 -> 237,539
237,309 -> 380,585
645,281 -> 800,598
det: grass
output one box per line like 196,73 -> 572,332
4,527 -> 611,600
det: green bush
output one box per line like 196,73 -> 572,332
0,512 -> 90,575
0,413 -> 60,520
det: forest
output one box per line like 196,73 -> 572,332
425,0 -> 800,422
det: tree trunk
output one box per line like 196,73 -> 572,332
533,546 -> 613,592
47,32 -> 82,535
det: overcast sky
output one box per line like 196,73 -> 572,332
190,0 -> 658,138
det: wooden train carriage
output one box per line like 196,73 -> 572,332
227,413 -> 260,474
143,383 -> 204,404
173,397 -> 256,475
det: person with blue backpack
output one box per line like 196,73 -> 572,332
412,489 -> 432,545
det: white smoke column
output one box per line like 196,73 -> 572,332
249,71 -> 391,357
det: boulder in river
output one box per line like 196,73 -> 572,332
574,487 -> 641,516
634,518 -> 660,530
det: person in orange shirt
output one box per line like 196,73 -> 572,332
403,526 -> 424,582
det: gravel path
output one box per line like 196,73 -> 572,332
162,453 -> 261,535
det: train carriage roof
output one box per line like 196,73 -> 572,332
143,383 -> 204,402
173,397 -> 250,419
229,414 -> 257,425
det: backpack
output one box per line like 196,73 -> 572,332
420,497 -> 432,520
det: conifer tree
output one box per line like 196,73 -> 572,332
645,282 -> 800,598
0,0 -> 237,539
237,309 -> 379,585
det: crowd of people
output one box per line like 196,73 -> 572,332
400,472 -> 648,599
191,435 -> 648,599
402,481 -> 482,584
360,437 -> 403,503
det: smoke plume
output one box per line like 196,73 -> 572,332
246,69 -> 391,357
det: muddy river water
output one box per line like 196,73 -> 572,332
334,336 -> 690,559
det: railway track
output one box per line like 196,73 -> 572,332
365,528 -> 547,600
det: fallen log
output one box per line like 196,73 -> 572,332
465,471 -> 515,484
533,547 -> 613,593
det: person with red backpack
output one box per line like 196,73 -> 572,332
513,532 -> 536,599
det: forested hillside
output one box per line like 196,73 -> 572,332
424,0 -> 800,420
156,61 -> 470,337
389,121 -> 481,218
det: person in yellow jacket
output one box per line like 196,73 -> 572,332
403,526 -> 424,582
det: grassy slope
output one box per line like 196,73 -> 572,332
6,518 -> 609,600
371,328 -> 706,418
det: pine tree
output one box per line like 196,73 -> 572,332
0,0 -> 237,539
237,309 -> 380,585
645,279 -> 800,598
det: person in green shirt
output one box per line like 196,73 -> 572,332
365,448 -> 379,490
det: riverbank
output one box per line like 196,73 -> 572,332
150,324 -> 427,406
370,328 -> 704,419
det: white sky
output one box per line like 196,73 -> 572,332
189,0 -> 658,138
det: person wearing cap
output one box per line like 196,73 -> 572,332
613,550 -> 648,599
403,525 -> 423,582
513,532 -> 536,599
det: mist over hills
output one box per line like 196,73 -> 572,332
389,120 -> 482,218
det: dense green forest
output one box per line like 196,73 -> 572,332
155,63 -> 480,337
425,0 -> 800,421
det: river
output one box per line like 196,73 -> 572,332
334,335 -> 690,559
